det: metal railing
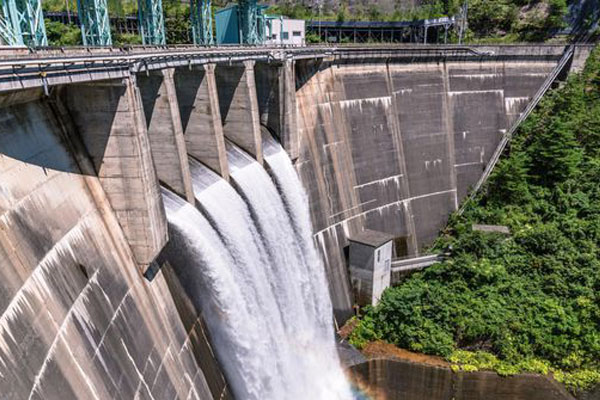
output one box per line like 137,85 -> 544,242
458,44 -> 576,214
391,253 -> 448,273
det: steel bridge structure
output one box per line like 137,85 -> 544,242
77,0 -> 112,46
307,17 -> 457,45
138,0 -> 166,45
1,0 -> 217,47
191,0 -> 213,45
238,0 -> 259,45
2,0 -> 463,48
0,0 -> 47,46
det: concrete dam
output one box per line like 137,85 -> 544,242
0,44 -> 592,399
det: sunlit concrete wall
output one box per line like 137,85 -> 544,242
0,88 -> 230,399
0,46 -> 585,396
294,48 -> 563,321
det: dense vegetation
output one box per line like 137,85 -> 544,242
40,0 -> 591,45
349,45 -> 600,392
43,0 -> 193,46
268,0 -> 574,42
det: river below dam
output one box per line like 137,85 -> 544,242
161,138 -> 353,399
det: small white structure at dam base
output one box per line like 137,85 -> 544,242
349,229 -> 394,307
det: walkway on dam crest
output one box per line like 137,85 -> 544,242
0,44 -> 584,93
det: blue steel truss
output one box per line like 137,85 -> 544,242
190,0 -> 213,45
256,5 -> 268,44
238,0 -> 258,44
0,0 -> 47,47
138,0 -> 165,45
77,0 -> 112,46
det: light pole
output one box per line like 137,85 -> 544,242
318,0 -> 322,43
458,0 -> 468,44
65,0 -> 72,24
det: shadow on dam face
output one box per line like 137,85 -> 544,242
214,64 -> 245,125
138,73 -> 163,130
173,68 -> 207,133
0,92 -> 118,176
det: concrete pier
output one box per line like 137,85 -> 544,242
215,60 -> 263,164
255,60 -> 299,160
62,77 -> 167,269
175,64 -> 230,180
0,44 -> 592,396
138,68 -> 195,204
0,89 -> 228,399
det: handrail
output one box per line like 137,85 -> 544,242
391,253 -> 447,273
0,44 -> 505,69
458,44 -> 576,215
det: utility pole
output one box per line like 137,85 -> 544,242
318,0 -> 322,42
458,0 -> 468,44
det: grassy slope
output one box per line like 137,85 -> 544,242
350,45 -> 600,393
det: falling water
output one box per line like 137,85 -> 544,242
163,143 -> 353,400
262,135 -> 334,334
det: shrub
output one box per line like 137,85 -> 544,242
351,46 -> 600,393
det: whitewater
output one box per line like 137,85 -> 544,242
162,138 -> 353,400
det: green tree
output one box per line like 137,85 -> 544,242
350,46 -> 600,393
337,6 -> 349,23
468,0 -> 518,37
45,20 -> 81,46
486,151 -> 531,205
527,118 -> 583,186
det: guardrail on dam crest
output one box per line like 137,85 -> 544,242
0,43 -> 593,399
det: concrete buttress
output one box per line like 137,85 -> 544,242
280,60 -> 299,160
215,60 -> 263,164
174,63 -> 230,180
138,68 -> 195,203
255,60 -> 299,161
0,45 -> 586,394
62,77 -> 168,269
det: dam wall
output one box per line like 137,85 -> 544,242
0,91 -> 229,399
294,45 -> 578,320
349,358 -> 574,400
0,45 -> 591,397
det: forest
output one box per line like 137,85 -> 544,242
268,0 -> 571,42
40,0 -> 600,394
40,0 -> 598,45
349,45 -> 600,393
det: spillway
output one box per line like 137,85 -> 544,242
262,135 -> 334,336
162,142 -> 353,399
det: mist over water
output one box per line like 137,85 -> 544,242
162,141 -> 353,400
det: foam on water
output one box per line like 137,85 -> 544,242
163,144 -> 353,400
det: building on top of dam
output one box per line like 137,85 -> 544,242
0,42 -> 594,398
